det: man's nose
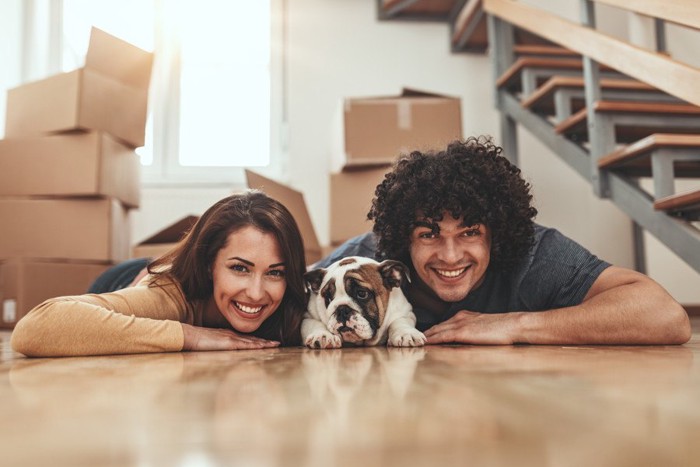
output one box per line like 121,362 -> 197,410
438,237 -> 462,263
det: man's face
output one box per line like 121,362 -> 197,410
408,215 -> 491,303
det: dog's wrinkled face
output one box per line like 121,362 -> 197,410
305,257 -> 408,345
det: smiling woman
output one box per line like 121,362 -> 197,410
10,190 -> 308,357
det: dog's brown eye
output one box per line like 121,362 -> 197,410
356,288 -> 369,300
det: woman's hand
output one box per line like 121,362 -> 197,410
181,323 -> 280,351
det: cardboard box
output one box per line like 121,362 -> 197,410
5,27 -> 153,148
0,259 -> 111,329
0,131 -> 140,208
0,198 -> 130,262
132,215 -> 199,259
330,167 -> 390,245
333,88 -> 463,171
245,170 -> 322,265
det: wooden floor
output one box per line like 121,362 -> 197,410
1,318 -> 700,466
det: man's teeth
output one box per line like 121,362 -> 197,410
236,302 -> 263,314
435,267 -> 467,278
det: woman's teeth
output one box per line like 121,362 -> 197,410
236,302 -> 263,314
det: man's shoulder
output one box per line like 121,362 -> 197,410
312,232 -> 378,269
529,224 -> 605,267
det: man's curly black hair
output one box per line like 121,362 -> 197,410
368,136 -> 537,270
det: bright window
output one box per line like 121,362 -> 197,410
59,0 -> 275,183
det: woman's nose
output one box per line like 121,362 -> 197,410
245,276 -> 265,301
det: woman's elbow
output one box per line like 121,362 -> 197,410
10,301 -> 55,357
10,317 -> 38,357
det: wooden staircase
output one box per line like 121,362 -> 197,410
377,0 -> 700,276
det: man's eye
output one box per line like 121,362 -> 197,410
418,231 -> 436,239
464,228 -> 481,237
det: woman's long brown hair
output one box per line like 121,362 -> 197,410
148,190 -> 306,345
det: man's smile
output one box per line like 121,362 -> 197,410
433,265 -> 470,279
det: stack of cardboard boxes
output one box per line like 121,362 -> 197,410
0,27 -> 153,328
329,88 -> 463,249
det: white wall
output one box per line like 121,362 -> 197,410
0,0 -> 22,136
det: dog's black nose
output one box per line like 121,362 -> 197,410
335,305 -> 353,324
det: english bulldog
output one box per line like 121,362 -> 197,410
302,256 -> 426,348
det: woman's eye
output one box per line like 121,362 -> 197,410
267,269 -> 286,278
230,264 -> 248,273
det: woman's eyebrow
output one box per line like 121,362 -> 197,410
228,256 -> 254,266
269,262 -> 285,269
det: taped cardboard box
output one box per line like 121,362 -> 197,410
245,170 -> 322,265
5,27 -> 153,148
0,131 -> 140,208
330,166 -> 389,245
332,88 -> 463,171
0,198 -> 130,262
0,259 -> 111,329
132,215 -> 199,259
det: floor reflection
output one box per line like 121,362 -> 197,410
1,330 -> 699,467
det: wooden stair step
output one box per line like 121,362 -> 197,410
451,0 -> 487,52
497,57 -> 587,89
599,134 -> 700,167
513,44 -> 580,57
496,57 -> 617,93
555,101 -> 700,143
654,188 -> 700,218
522,76 -> 659,113
597,134 -> 700,177
381,0 -> 458,20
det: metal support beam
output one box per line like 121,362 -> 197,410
654,18 -> 667,53
608,175 -> 700,272
501,92 -> 590,180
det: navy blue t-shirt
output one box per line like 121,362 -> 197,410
314,224 -> 611,331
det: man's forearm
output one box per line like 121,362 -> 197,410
514,281 -> 691,345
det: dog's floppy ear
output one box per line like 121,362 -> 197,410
304,268 -> 327,294
378,260 -> 410,289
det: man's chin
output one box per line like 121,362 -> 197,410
432,286 -> 471,303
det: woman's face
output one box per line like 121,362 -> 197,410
210,226 -> 287,333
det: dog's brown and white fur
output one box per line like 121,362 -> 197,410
302,256 -> 426,348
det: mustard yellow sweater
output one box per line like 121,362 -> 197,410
11,277 -> 201,357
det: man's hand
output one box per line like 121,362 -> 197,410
424,310 -> 522,345
181,323 -> 280,351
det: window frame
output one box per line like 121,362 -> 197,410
24,0 -> 286,187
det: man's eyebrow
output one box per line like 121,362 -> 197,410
414,220 -> 437,229
414,220 -> 440,232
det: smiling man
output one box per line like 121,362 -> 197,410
317,136 -> 691,346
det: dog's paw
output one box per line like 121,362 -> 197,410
388,328 -> 426,347
305,331 -> 342,349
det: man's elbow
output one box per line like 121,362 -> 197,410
661,301 -> 692,345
